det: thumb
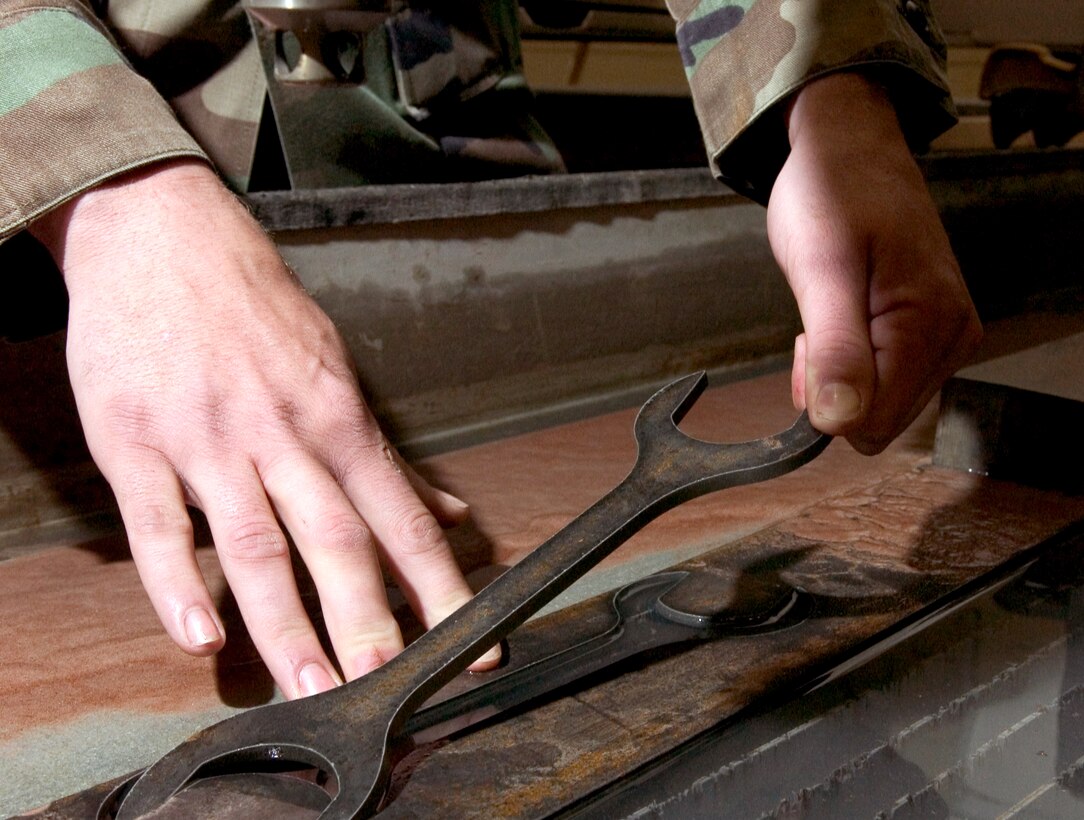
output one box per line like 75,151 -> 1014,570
790,272 -> 876,437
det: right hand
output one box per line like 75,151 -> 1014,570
31,159 -> 498,699
767,73 -> 982,454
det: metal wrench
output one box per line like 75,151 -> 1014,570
114,371 -> 830,819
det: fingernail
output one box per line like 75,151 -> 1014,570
470,644 -> 502,671
440,490 -> 470,513
299,663 -> 338,697
184,608 -> 222,647
814,382 -> 862,422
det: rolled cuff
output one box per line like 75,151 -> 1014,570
672,0 -> 957,204
0,5 -> 207,242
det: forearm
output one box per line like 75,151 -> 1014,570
28,158 -> 224,280
785,72 -> 907,153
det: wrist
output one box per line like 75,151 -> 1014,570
29,159 -> 222,273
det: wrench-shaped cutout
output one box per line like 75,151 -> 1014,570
114,372 -> 830,819
406,569 -> 810,743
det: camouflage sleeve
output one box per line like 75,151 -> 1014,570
99,2 -> 265,193
666,0 -> 958,203
0,0 -> 207,243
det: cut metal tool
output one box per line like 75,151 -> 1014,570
111,371 -> 830,819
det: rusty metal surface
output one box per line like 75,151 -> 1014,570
567,530 -> 1084,819
368,467 -> 1084,818
31,463 -> 1084,819
108,373 -> 827,819
31,773 -> 325,820
38,526 -> 1084,820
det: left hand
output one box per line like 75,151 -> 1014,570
767,72 -> 983,453
30,159 -> 498,699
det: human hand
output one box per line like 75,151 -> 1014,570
767,73 -> 982,454
31,160 -> 497,698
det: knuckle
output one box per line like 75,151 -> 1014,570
341,403 -> 384,447
812,331 -> 872,373
193,392 -> 230,441
270,399 -> 303,432
262,620 -> 316,652
331,420 -> 391,481
817,332 -> 869,357
99,397 -> 160,446
390,508 -> 447,559
952,301 -> 984,352
787,245 -> 863,294
218,519 -> 289,562
962,318 -> 984,355
99,388 -> 231,453
348,619 -> 403,652
341,623 -> 404,678
109,465 -> 195,545
128,501 -> 194,541
315,513 -> 373,556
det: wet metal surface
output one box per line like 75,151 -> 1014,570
935,376 -> 1084,491
38,527 -> 1084,820
573,529 -> 1084,819
407,569 -> 808,743
367,468 -> 1084,818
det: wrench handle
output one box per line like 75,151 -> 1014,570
351,385 -> 828,735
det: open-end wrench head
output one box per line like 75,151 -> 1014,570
113,674 -> 397,820
630,371 -> 830,504
633,371 -> 708,438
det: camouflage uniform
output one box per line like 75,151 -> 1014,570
0,0 -> 955,243
0,0 -> 563,241
667,0 -> 956,202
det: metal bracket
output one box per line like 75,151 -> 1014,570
244,0 -> 442,188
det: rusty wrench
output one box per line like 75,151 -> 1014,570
114,372 -> 830,819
